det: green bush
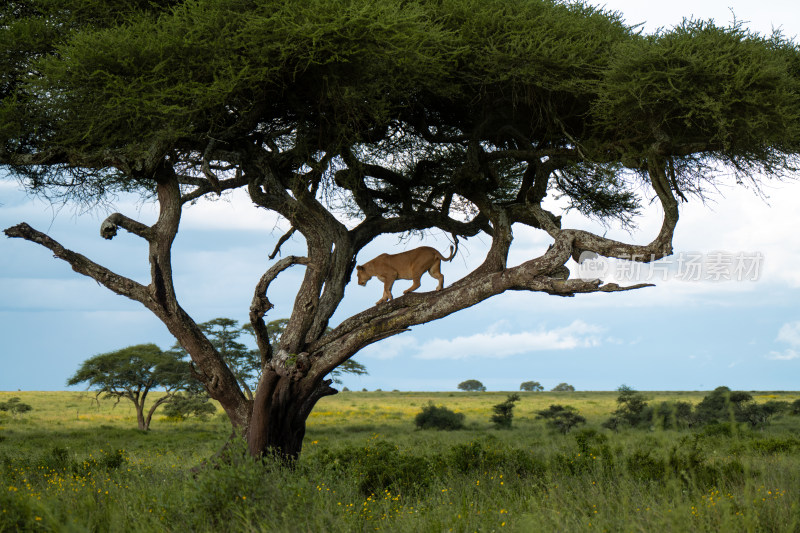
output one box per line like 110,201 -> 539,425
0,397 -> 32,417
536,404 -> 586,434
490,394 -> 520,429
626,449 -> 666,482
161,392 -> 217,421
414,402 -> 465,430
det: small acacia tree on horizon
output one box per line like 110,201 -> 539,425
67,344 -> 193,431
3,0 -> 799,461
0,397 -> 33,418
458,380 -> 487,392
520,381 -> 544,392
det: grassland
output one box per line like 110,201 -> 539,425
1,389 -> 799,532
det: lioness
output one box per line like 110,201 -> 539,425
356,245 -> 456,304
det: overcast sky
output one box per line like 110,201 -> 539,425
2,0 -> 799,392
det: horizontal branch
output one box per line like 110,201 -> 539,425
100,213 -> 153,241
4,222 -> 150,302
306,232 -> 651,381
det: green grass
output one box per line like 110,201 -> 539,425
1,390 -> 799,531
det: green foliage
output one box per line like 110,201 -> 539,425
535,404 -> 586,434
457,380 -> 486,392
602,384 -> 650,430
194,318 -> 261,399
693,386 -> 783,428
791,399 -> 800,415
520,381 -> 543,392
4,0 -> 793,221
414,403 -> 465,430
315,440 -> 434,496
0,397 -> 32,417
67,343 -> 191,395
490,393 -> 520,429
593,19 -> 800,172
161,392 -> 217,421
551,383 -> 576,392
66,343 -> 193,430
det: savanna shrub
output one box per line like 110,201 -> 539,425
791,399 -> 800,415
38,445 -> 75,472
626,449 -> 666,482
446,438 -> 546,479
355,440 -> 433,495
447,438 -> 507,473
536,404 -> 586,434
189,443 -> 283,526
749,436 -> 800,454
414,402 -> 465,430
573,429 -> 614,471
314,440 -> 434,495
491,394 -> 520,429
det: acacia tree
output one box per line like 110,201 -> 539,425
458,380 -> 487,392
67,344 -> 193,431
520,381 -> 544,392
3,0 -> 799,460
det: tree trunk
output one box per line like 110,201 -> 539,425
245,373 -> 331,461
135,403 -> 148,431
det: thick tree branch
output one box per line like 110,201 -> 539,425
100,213 -> 153,241
306,231 -> 651,382
249,256 -> 310,361
4,222 -> 150,302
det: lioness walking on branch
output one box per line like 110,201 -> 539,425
356,245 -> 456,305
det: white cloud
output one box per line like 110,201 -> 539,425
359,334 -> 419,360
767,350 -> 799,361
776,321 -> 800,347
413,320 -> 604,360
765,320 -> 800,361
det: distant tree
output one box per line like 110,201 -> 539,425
415,403 -> 465,430
602,385 -> 649,430
491,394 -> 520,429
458,380 -> 486,392
199,318 -> 261,400
161,391 -> 217,421
653,400 -> 694,430
0,397 -> 33,418
739,400 -> 790,428
520,381 -> 544,392
692,386 -> 787,429
536,404 -> 586,434
67,344 -> 193,430
551,383 -> 576,392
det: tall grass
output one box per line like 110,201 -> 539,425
1,390 -> 799,531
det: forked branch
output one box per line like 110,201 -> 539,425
249,255 -> 311,360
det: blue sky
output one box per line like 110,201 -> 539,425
2,0 -> 799,392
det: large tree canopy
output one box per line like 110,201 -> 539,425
3,0 -> 799,459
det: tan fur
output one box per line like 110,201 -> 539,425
356,245 -> 456,305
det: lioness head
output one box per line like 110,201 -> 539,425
356,265 -> 371,285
